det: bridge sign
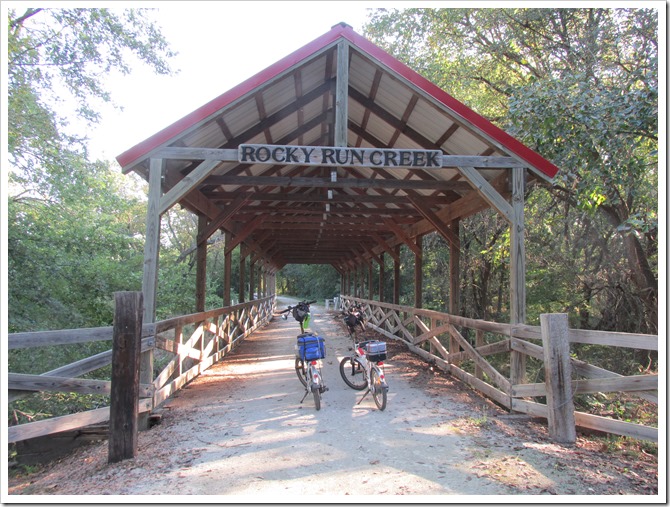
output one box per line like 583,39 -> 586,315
239,144 -> 443,169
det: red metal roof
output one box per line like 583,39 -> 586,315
116,23 -> 559,179
116,22 -> 561,269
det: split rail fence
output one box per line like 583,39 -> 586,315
341,296 -> 659,443
7,296 -> 275,444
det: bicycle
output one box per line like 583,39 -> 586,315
279,301 -> 327,410
339,338 -> 389,411
295,331 -> 328,410
279,299 -> 317,333
343,302 -> 366,339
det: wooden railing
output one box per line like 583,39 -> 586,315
7,296 -> 275,444
341,296 -> 658,442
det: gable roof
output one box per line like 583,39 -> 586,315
117,22 -> 560,269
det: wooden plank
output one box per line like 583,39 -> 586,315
153,146 -> 524,168
156,146 -> 237,161
7,373 -> 154,399
573,411 -> 657,442
513,374 -> 658,398
568,329 -> 658,350
8,399 -> 152,444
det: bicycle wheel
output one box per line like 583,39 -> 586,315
295,357 -> 308,387
339,356 -> 367,390
370,367 -> 387,411
312,384 -> 321,410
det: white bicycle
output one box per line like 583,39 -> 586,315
339,339 -> 389,411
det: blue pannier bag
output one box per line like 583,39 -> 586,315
296,333 -> 326,361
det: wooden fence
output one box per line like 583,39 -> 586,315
7,296 -> 275,444
341,296 -> 658,442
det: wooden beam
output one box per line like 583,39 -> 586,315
159,159 -> 220,215
196,195 -> 249,245
335,40 -> 349,147
202,175 -> 472,191
457,166 -> 513,222
406,195 -> 460,249
383,219 -> 422,256
225,215 -> 265,255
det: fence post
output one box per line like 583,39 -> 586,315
109,291 -> 144,463
540,313 -> 576,444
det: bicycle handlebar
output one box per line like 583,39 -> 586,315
279,299 -> 317,314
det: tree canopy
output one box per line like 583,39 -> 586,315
364,7 -> 658,333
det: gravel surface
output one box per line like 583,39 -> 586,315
6,297 -> 659,501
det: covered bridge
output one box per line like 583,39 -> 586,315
116,22 -> 560,328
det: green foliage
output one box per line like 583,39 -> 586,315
277,264 -> 340,300
8,8 -> 176,194
364,7 -> 658,333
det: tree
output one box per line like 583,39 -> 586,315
364,8 -> 658,332
7,7 -> 176,198
6,8 -> 178,331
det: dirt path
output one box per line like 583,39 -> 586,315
6,297 -> 658,499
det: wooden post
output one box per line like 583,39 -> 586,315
195,214 -> 207,312
223,230 -> 232,306
368,263 -> 373,300
449,219 -> 460,315
138,158 -> 161,430
239,245 -> 248,303
109,292 -> 143,463
393,245 -> 401,305
540,313 -> 576,444
510,168 -> 527,388
414,235 -> 423,309
378,252 -> 385,302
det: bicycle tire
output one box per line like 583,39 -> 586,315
295,357 -> 308,387
312,384 -> 321,410
370,367 -> 387,411
339,356 -> 367,390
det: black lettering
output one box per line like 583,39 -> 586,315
370,150 -> 383,165
322,148 -> 336,164
240,146 -> 256,162
427,151 -> 441,167
399,151 -> 412,166
351,149 -> 364,165
384,151 -> 398,166
256,147 -> 271,162
413,151 -> 426,166
335,148 -> 349,165
301,147 -> 315,163
285,147 -> 299,163
272,147 -> 285,163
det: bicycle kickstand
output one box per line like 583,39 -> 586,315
300,386 -> 310,404
356,389 -> 371,405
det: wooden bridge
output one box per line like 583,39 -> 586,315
8,294 -> 658,458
